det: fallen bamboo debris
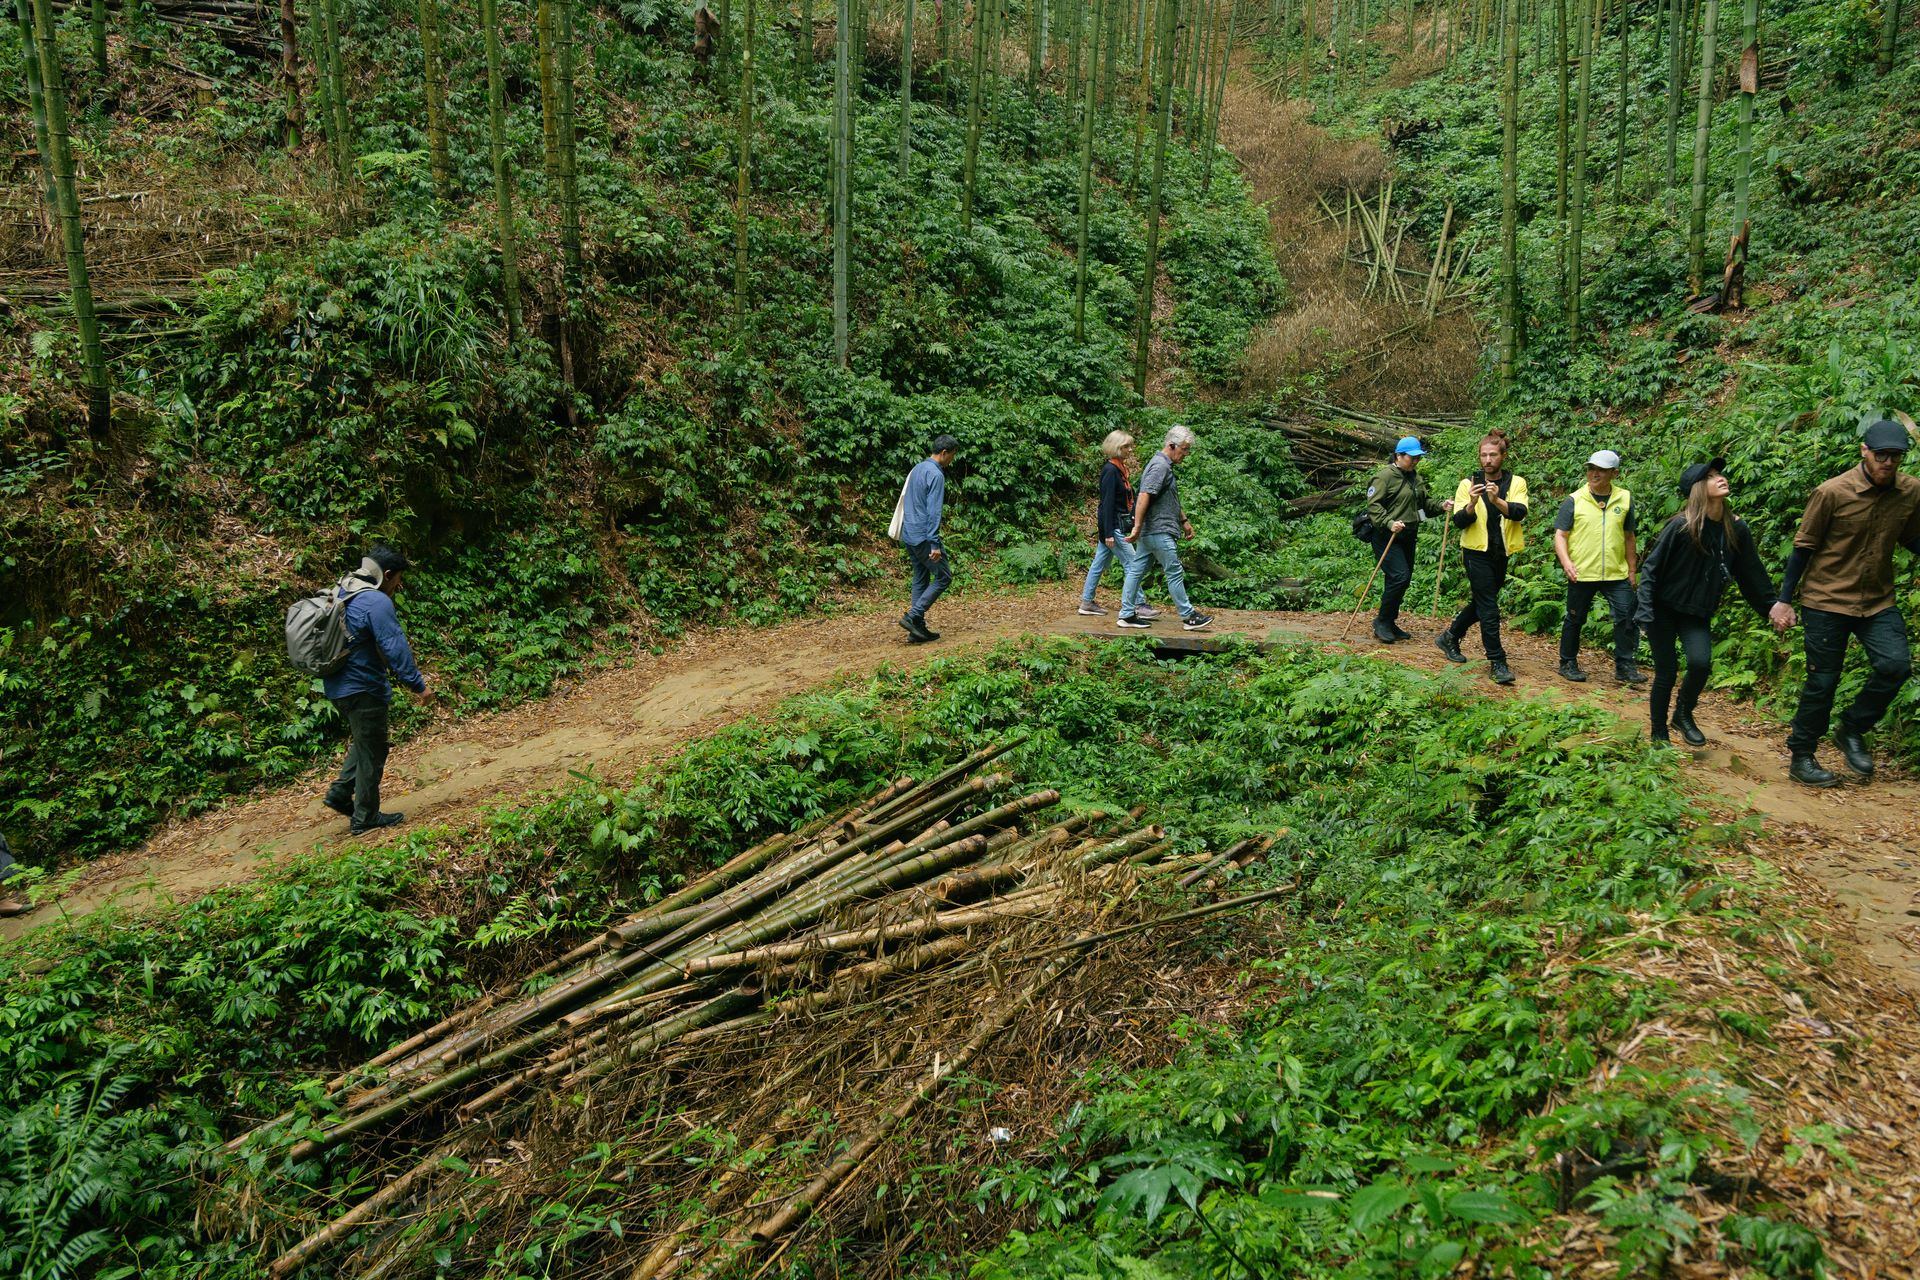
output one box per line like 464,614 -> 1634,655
244,748 -> 1293,1276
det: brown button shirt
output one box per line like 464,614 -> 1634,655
1792,465 -> 1920,616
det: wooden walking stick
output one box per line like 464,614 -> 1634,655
1433,513 -> 1451,616
1341,527 -> 1399,640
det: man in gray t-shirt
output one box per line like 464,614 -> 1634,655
1116,425 -> 1213,631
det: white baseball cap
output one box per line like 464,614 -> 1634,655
1587,450 -> 1622,469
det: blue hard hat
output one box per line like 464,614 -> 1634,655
1394,436 -> 1424,457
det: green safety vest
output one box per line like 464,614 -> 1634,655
1566,484 -> 1634,580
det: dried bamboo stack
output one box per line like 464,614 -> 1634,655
233,745 -> 1289,1277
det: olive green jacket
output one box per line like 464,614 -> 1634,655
1364,463 -> 1445,530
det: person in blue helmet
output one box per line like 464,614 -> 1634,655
1363,436 -> 1452,644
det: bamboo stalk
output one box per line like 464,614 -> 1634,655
268,1132 -> 480,1276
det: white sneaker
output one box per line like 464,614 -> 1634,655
1077,602 -> 1108,616
1116,614 -> 1153,629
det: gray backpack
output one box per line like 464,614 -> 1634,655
285,564 -> 382,677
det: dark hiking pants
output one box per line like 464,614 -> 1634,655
1561,579 -> 1639,666
1446,549 -> 1508,662
1646,605 -> 1712,740
1371,529 -> 1416,627
325,693 -> 391,826
1786,606 -> 1912,754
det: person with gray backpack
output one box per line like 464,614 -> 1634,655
295,546 -> 430,834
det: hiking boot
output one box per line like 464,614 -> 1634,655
1835,729 -> 1874,780
1390,623 -> 1414,641
0,887 -> 29,917
1559,659 -> 1588,682
351,812 -> 405,835
1489,660 -> 1516,685
323,792 -> 354,819
1671,709 -> 1707,747
1182,612 -> 1215,631
900,612 -> 933,643
1077,601 -> 1108,616
1116,614 -> 1153,629
1371,619 -> 1398,644
1615,661 -> 1648,686
1434,631 -> 1466,664
1788,755 -> 1840,789
921,625 -> 942,641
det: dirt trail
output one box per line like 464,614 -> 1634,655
8,596 -> 1917,996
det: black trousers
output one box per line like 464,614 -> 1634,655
1786,606 -> 1912,753
1446,550 -> 1508,662
1370,529 -> 1416,626
1561,579 -> 1639,665
324,693 -> 392,825
1645,605 -> 1712,739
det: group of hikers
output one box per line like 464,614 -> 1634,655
893,415 -> 1918,788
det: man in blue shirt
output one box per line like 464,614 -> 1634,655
898,435 -> 958,643
321,545 -> 431,834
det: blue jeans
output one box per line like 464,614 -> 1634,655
1786,606 -> 1912,754
1122,532 -> 1194,620
907,539 -> 952,621
1081,536 -> 1138,603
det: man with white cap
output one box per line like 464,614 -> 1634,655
1553,449 -> 1646,684
1362,436 -> 1451,645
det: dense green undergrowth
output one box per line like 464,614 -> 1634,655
0,638 -> 1836,1277
1195,0 -> 1920,759
0,2 -> 1283,861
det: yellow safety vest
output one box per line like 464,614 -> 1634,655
1451,473 -> 1528,555
1565,484 -> 1634,580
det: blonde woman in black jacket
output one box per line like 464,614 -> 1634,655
1635,459 -> 1794,746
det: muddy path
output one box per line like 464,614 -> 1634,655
9,594 -> 1917,998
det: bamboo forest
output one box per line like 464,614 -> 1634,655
5,0 -> 1920,1274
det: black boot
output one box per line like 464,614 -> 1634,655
1390,623 -> 1414,641
1835,729 -> 1874,780
1788,755 -> 1840,789
1372,619 -> 1398,644
1558,658 -> 1588,682
1489,660 -> 1516,685
351,811 -> 405,835
1615,661 -> 1648,685
1671,708 -> 1707,747
1435,631 -> 1466,664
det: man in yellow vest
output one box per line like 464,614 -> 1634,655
1553,450 -> 1647,684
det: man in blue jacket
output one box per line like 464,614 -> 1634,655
899,435 -> 958,643
322,546 -> 431,834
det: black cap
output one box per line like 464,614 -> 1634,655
369,544 -> 413,574
931,434 -> 959,455
1862,419 -> 1911,452
1676,457 -> 1726,499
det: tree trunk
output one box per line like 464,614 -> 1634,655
1566,0 -> 1594,338
1133,0 -> 1176,396
419,0 -> 451,200
89,0 -> 106,78
1498,0 -> 1519,384
16,0 -> 56,213
1730,0 -> 1755,287
307,0 -> 339,174
1199,0 -> 1232,197
1877,0 -> 1900,74
556,0 -> 584,289
1127,0 -> 1155,189
1612,0 -> 1627,200
480,0 -> 523,339
898,0 -> 915,178
832,0 -> 851,364
962,0 -> 988,230
1663,0 -> 1681,212
734,0 -> 757,314
538,0 -> 560,180
1553,0 -> 1567,286
320,0 -> 353,189
280,0 -> 302,148
1686,0 -> 1718,292
30,0 -> 110,433
1075,0 -> 1105,342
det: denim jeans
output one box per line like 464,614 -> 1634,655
1123,532 -> 1194,619
1081,535 -> 1138,603
1645,605 -> 1713,740
1561,579 -> 1639,664
906,539 -> 952,620
1446,550 -> 1508,662
324,692 -> 392,825
1786,606 -> 1913,754
0,831 -> 19,886
1370,529 -> 1416,626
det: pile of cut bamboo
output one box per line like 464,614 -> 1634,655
233,742 -> 1288,1277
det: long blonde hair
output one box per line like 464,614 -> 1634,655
1682,477 -> 1741,551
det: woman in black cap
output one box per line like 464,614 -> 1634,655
1634,459 -> 1791,746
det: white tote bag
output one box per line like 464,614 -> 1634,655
887,474 -> 912,541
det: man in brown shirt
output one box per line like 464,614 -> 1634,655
1774,419 -> 1920,786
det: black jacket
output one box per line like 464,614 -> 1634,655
1095,460 -> 1135,540
1636,514 -> 1777,624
